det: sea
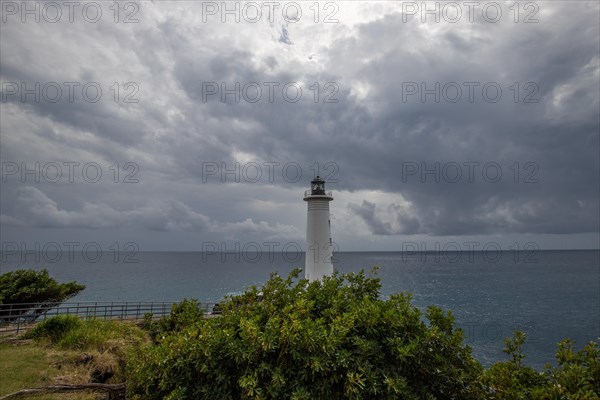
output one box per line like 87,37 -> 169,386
1,250 -> 598,369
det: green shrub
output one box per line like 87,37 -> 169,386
127,269 -> 485,400
24,315 -> 82,343
142,299 -> 205,343
483,331 -> 599,399
550,339 -> 600,397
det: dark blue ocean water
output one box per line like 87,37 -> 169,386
1,250 -> 598,368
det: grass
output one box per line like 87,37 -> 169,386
57,318 -> 148,352
0,317 -> 149,399
0,343 -> 100,399
25,316 -> 148,352
0,342 -> 55,395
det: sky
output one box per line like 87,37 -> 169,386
1,0 -> 599,253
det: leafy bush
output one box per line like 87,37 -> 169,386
483,331 -> 599,399
549,339 -> 600,398
127,269 -> 485,400
24,315 -> 82,343
142,299 -> 205,343
0,269 -> 85,322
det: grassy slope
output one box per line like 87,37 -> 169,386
0,319 -> 149,399
0,342 -> 99,399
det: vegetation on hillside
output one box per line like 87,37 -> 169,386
483,331 -> 599,399
2,268 -> 597,400
129,268 -> 483,399
0,343 -> 101,400
2,316 -> 148,399
129,269 -> 599,400
24,315 -> 148,353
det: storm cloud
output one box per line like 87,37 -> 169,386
1,1 -> 598,250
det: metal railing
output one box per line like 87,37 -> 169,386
0,301 -> 215,336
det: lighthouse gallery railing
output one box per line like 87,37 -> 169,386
304,190 -> 333,197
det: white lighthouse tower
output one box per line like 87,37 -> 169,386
304,176 -> 334,281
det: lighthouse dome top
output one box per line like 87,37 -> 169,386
310,176 -> 326,194
304,176 -> 333,200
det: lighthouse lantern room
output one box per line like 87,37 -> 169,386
303,176 -> 334,281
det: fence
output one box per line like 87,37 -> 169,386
0,301 -> 216,336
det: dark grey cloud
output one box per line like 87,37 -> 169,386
1,1 -> 598,249
1,185 -> 300,240
349,200 -> 421,235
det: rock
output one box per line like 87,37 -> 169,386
90,365 -> 114,383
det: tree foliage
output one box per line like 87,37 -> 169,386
142,299 -> 206,344
483,331 -> 599,399
0,269 -> 85,322
128,268 -> 485,399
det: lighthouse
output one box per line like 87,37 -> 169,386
304,176 -> 334,281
